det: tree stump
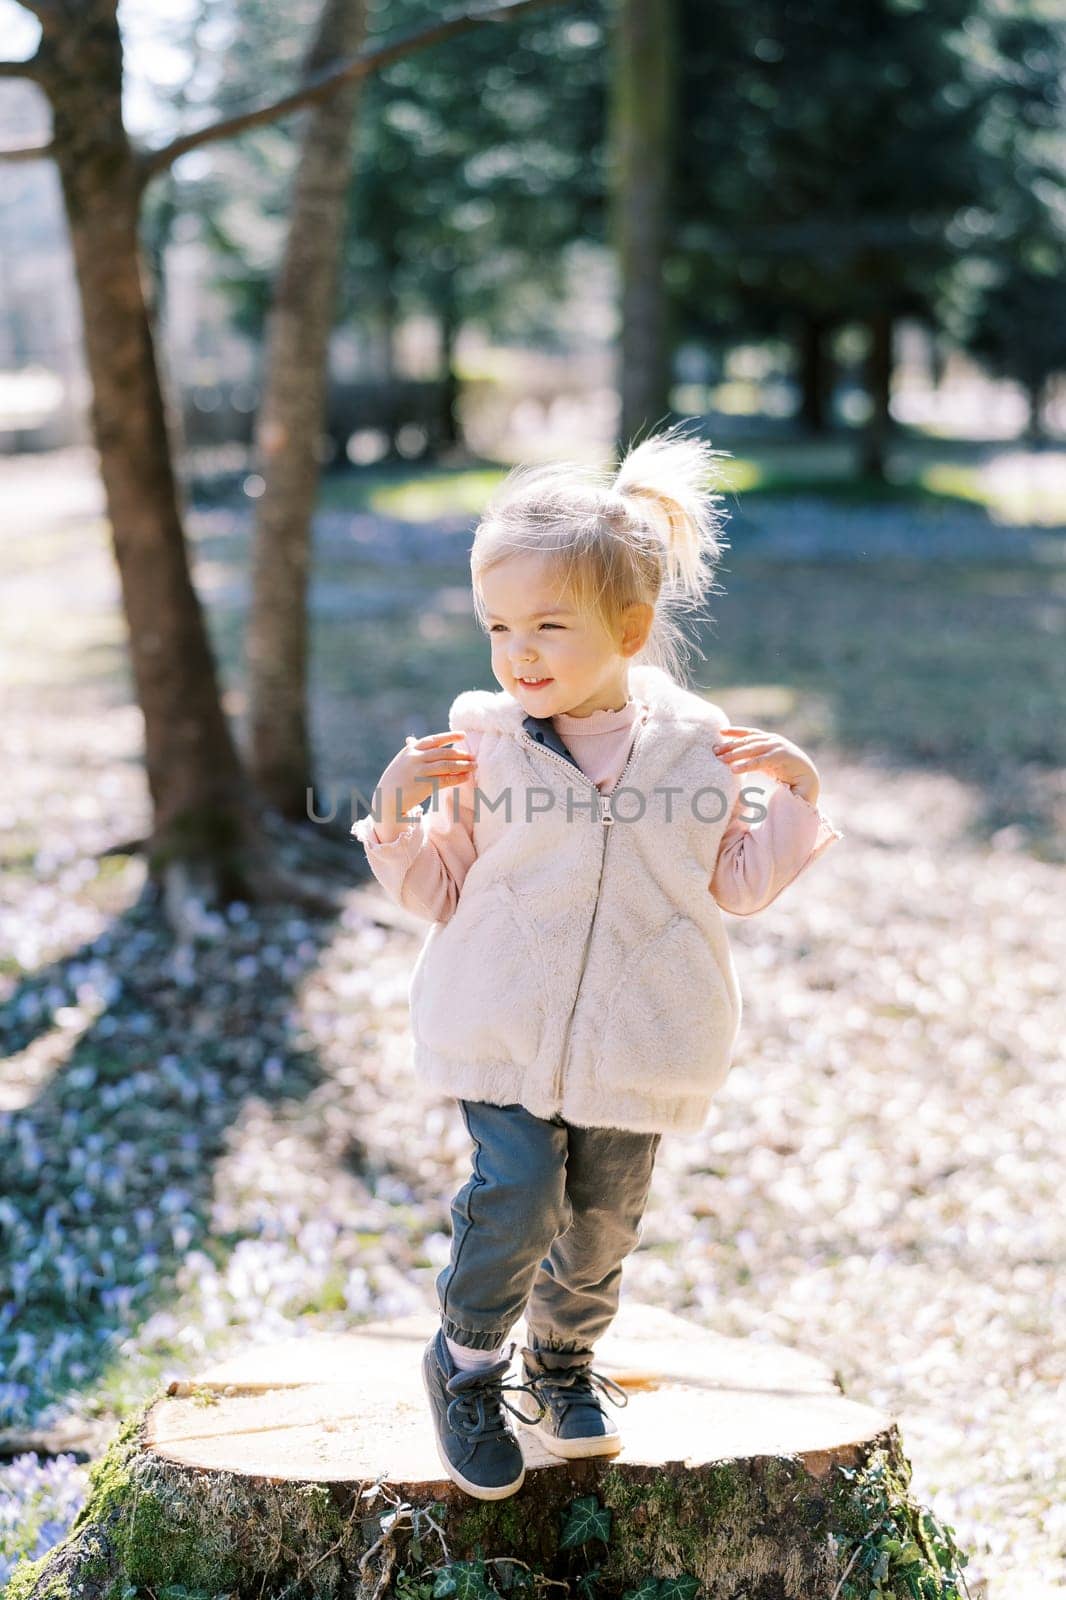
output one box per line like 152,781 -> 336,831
8,1303 -> 956,1600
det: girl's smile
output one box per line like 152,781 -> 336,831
479,551 -> 649,718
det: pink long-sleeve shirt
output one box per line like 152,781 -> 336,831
353,696 -> 843,923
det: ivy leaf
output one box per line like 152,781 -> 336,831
621,1579 -> 661,1600
432,1573 -> 458,1598
453,1560 -> 496,1600
559,1495 -> 613,1550
658,1576 -> 700,1600
396,1577 -> 433,1600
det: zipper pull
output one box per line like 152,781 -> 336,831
601,796 -> 614,826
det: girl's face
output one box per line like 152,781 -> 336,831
480,551 -> 642,718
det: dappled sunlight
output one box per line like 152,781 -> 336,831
364,467 -> 508,521
978,449 -> 1066,527
0,1011 -> 92,1114
2,0 -> 1062,1575
1,447 -> 1062,1595
919,451 -> 1066,526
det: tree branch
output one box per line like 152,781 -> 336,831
0,57 -> 41,78
0,140 -> 53,162
139,0 -> 570,182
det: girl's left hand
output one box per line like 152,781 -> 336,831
713,725 -> 820,805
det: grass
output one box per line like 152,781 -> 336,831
317,462 -> 510,520
180,417 -> 1066,531
294,428 -> 1066,526
717,441 -> 1066,522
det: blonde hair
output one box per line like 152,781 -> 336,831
470,423 -> 731,684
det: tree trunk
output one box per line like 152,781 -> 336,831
1024,373 -> 1046,444
439,284 -> 463,453
928,324 -> 948,391
610,0 -> 678,449
380,262 -> 399,386
7,1303 -> 969,1600
858,307 -> 893,482
798,313 -> 832,433
246,0 -> 368,818
379,259 -> 401,457
33,1 -> 257,900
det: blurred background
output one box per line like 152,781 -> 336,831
3,0 -> 1065,488
1,1 -> 1063,1595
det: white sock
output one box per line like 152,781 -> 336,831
445,1334 -> 505,1371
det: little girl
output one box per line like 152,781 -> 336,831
353,425 -> 843,1502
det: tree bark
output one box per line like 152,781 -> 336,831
858,307 -> 894,482
33,1 -> 258,898
438,281 -> 463,452
798,313 -> 832,434
610,0 -> 678,449
246,0 -> 368,818
1024,373 -> 1046,444
928,324 -> 948,391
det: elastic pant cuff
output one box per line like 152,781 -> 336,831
527,1336 -> 595,1368
440,1317 -> 511,1351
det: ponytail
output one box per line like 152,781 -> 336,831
471,421 -> 733,685
613,422 -> 731,600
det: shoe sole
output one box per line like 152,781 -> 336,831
514,1399 -> 623,1459
421,1358 -> 526,1500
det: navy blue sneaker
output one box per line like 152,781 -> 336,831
515,1346 -> 628,1459
421,1329 -> 547,1500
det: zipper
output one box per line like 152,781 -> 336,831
521,721 -> 646,1110
520,731 -> 616,826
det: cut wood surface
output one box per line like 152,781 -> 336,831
150,1301 -> 891,1483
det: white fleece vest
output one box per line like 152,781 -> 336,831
407,663 -> 745,1137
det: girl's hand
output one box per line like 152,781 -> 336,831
377,732 -> 477,826
713,725 -> 820,805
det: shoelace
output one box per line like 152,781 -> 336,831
445,1345 -> 548,1440
526,1361 -> 630,1419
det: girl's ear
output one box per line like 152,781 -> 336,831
620,600 -> 654,657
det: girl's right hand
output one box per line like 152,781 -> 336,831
377,731 -> 477,822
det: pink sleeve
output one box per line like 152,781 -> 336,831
710,778 -> 844,917
350,731 -> 481,923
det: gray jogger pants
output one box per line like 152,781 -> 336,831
435,1099 -> 662,1361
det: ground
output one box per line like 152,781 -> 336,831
0,443 -> 1063,1597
